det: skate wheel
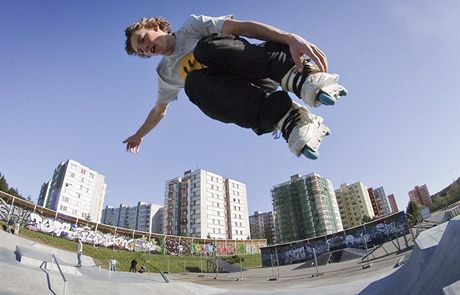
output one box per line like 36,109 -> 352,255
339,88 -> 348,97
318,92 -> 337,105
303,147 -> 319,160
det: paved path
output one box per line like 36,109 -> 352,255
3,222 -> 455,295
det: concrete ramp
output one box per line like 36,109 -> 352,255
330,248 -> 366,263
443,280 -> 460,295
15,245 -> 83,275
208,259 -> 243,273
360,216 -> 460,295
294,252 -> 331,270
15,245 -> 53,264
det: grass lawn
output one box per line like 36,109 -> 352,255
5,223 -> 262,273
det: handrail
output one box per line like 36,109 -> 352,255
51,254 -> 67,295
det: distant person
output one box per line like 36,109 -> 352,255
14,221 -> 20,235
130,258 -> 138,273
110,258 -> 118,271
76,238 -> 83,267
6,219 -> 14,234
138,264 -> 146,273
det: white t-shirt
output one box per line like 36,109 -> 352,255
156,14 -> 234,105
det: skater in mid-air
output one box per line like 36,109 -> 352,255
123,14 -> 347,159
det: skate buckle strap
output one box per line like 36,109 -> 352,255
281,109 -> 301,142
282,63 -> 320,99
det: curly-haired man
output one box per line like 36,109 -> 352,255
123,15 -> 347,159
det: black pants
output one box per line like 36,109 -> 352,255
184,34 -> 296,135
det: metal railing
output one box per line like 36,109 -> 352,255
51,254 -> 67,295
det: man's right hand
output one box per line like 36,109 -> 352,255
123,135 -> 142,154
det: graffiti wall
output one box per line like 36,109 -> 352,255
261,211 -> 409,267
0,196 -> 265,256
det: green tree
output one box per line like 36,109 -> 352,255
0,172 -> 24,199
406,201 -> 421,227
0,174 -> 8,192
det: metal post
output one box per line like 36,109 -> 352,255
167,254 -> 170,274
403,233 -> 409,249
236,255 -> 246,281
132,230 -> 135,252
268,252 -> 279,281
183,253 -> 186,272
311,248 -> 322,277
362,237 -> 372,269
275,247 -> 280,279
7,197 -> 15,222
313,248 -> 319,276
214,255 -> 219,279
198,252 -> 205,277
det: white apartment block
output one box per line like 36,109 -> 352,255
39,159 -> 106,222
101,202 -> 163,233
335,182 -> 375,229
164,169 -> 250,240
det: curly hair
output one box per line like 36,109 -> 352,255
124,16 -> 172,56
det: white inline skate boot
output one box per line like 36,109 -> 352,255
275,101 -> 330,159
281,64 -> 348,107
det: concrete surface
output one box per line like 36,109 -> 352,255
360,215 -> 460,295
0,218 -> 457,295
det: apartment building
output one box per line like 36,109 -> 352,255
368,187 -> 391,218
272,173 -> 343,243
38,159 -> 106,222
374,187 -> 392,216
409,185 -> 431,207
249,211 -> 276,245
335,182 -> 375,229
387,194 -> 399,213
101,202 -> 163,233
163,169 -> 250,240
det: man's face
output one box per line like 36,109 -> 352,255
130,28 -> 170,57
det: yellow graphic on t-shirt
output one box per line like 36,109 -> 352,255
179,53 -> 207,80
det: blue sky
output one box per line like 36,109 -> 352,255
1,0 -> 459,214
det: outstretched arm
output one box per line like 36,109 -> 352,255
123,102 -> 169,154
221,19 -> 328,72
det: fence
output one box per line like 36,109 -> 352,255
260,211 -> 409,267
0,191 -> 266,256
